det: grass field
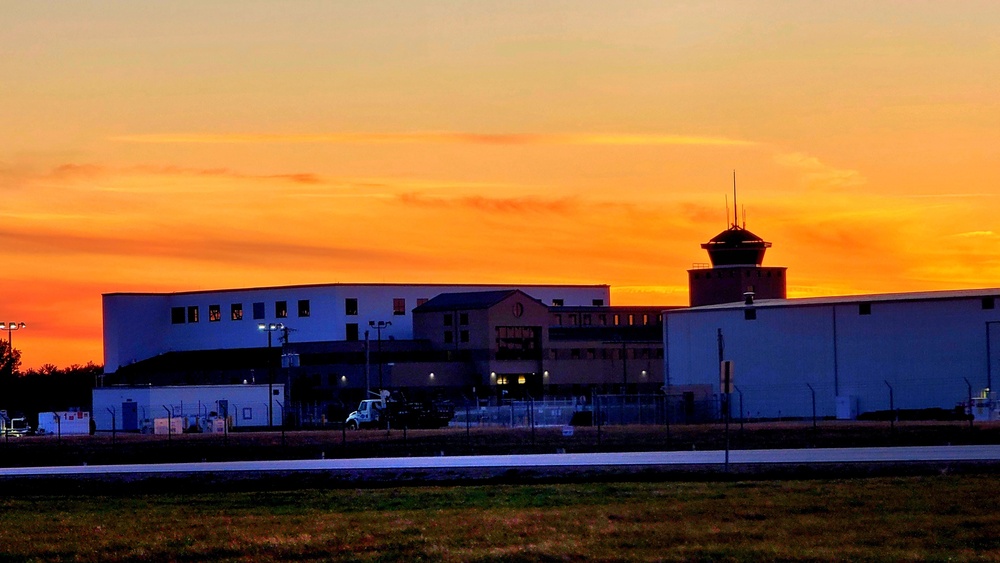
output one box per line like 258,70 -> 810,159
1,475 -> 999,562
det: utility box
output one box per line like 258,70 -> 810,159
37,411 -> 91,436
203,417 -> 227,433
153,417 -> 184,435
836,396 -> 858,420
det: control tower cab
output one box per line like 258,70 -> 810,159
688,224 -> 787,307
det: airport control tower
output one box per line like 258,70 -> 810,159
688,194 -> 787,307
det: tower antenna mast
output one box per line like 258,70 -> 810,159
732,170 -> 738,227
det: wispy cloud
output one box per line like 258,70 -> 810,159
773,151 -> 866,190
396,192 -> 580,215
109,131 -> 757,147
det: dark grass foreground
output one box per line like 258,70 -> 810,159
1,475 -> 999,562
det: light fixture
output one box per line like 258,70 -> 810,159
543,371 -> 549,378
429,372 -> 435,379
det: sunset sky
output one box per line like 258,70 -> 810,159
3,2 -> 1000,369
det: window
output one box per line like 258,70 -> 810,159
495,326 -> 542,360
583,314 -> 592,326
298,300 -> 310,317
393,298 -> 406,315
592,299 -> 604,306
275,301 -> 288,318
859,303 -> 872,315
231,303 -> 243,321
242,407 -> 253,421
552,299 -> 564,306
554,314 -> 562,326
187,306 -> 199,323
984,297 -> 996,310
598,314 -> 607,326
586,348 -> 596,360
444,331 -> 453,344
444,314 -> 453,326
642,314 -> 649,325
346,323 -> 359,341
253,302 -> 265,320
171,307 -> 185,324
628,314 -> 635,326
569,314 -> 578,326
459,313 -> 469,325
417,298 -> 428,307
571,349 -> 581,359
613,314 -> 620,326
745,309 -> 757,320
208,305 -> 221,322
460,330 -> 469,343
345,298 -> 358,316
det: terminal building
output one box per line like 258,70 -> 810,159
102,283 -> 668,415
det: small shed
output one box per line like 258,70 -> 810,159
93,384 -> 283,432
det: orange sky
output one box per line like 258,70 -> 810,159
3,2 -> 1000,369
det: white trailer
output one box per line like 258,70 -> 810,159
37,411 -> 92,436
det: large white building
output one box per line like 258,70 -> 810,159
103,283 -> 610,372
665,289 -> 1000,420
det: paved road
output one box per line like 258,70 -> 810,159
2,445 -> 999,477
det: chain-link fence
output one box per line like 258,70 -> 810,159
450,394 -> 719,429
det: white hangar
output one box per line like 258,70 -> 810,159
665,290 -> 1000,420
103,283 -> 610,372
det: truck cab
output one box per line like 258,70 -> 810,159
346,398 -> 385,430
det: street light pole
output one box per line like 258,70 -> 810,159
1,322 -> 26,378
369,320 -> 391,393
258,322 -> 284,428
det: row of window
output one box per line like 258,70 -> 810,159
171,300 -> 311,324
554,312 -> 659,327
172,296 -> 437,325
547,347 -> 663,360
691,270 -> 783,280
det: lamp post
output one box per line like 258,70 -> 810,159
1,322 -> 26,377
258,322 -> 284,428
369,320 -> 391,392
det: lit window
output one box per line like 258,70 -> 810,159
231,303 -> 243,321
628,314 -> 635,326
393,298 -> 406,315
187,306 -> 199,323
345,298 -> 358,316
253,302 -> 265,320
298,300 -> 310,317
613,314 -> 620,326
171,307 -> 185,324
517,376 -> 526,385
275,301 -> 288,318
208,305 -> 221,322
642,314 -> 649,325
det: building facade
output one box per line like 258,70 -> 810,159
665,290 -> 1000,420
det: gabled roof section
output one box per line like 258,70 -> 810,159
414,289 -> 539,312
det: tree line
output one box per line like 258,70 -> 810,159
1,340 -> 102,416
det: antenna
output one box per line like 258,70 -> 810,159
742,206 -> 746,229
725,194 -> 730,229
732,170 -> 738,227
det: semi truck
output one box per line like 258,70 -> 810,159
346,391 -> 455,430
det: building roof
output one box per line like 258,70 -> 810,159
667,287 -> 1000,314
413,289 -> 542,312
104,282 -> 610,298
